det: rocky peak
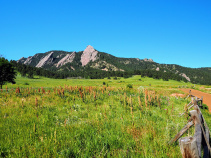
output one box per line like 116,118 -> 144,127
17,57 -> 26,63
36,52 -> 54,68
144,58 -> 154,62
56,52 -> 76,68
19,57 -> 25,60
81,45 -> 98,66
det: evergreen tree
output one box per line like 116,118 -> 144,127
0,57 -> 16,89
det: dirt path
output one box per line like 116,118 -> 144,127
181,89 -> 211,112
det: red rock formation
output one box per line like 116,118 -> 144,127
81,45 -> 98,66
24,56 -> 33,65
36,52 -> 54,68
180,73 -> 191,82
56,52 -> 75,68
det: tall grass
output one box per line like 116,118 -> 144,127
0,84 -> 203,157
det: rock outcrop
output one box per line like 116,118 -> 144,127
91,61 -> 124,72
17,57 -> 27,63
24,56 -> 33,65
156,67 -> 160,71
81,45 -> 98,66
180,73 -> 191,82
144,58 -> 154,62
56,52 -> 75,68
36,52 -> 54,68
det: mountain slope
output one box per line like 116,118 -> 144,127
17,45 -> 211,85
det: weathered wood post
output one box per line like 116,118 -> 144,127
190,109 -> 202,158
170,96 -> 210,157
179,137 -> 199,158
194,98 -> 210,158
194,97 -> 210,158
200,96 -> 203,106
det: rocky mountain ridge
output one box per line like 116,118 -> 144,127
18,45 -> 100,70
18,45 -> 154,71
17,45 -> 211,84
56,52 -> 76,68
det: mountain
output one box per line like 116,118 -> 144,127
17,45 -> 159,71
17,45 -> 211,85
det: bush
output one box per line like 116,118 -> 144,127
127,84 -> 133,89
201,103 -> 208,110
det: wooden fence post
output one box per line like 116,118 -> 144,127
201,96 -> 203,106
170,96 -> 210,157
194,103 -> 210,158
194,97 -> 211,158
179,137 -> 199,158
190,110 -> 202,158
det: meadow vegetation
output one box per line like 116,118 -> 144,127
0,75 -> 211,157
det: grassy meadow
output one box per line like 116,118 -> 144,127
1,75 -> 211,157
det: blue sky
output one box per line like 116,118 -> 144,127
0,0 -> 210,68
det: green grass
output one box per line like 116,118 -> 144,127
1,75 -> 211,157
5,74 -> 196,90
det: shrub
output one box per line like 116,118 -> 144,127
127,84 -> 133,89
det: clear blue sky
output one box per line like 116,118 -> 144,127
0,0 -> 211,68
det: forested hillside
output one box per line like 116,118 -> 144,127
11,60 -> 186,82
15,45 -> 211,85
